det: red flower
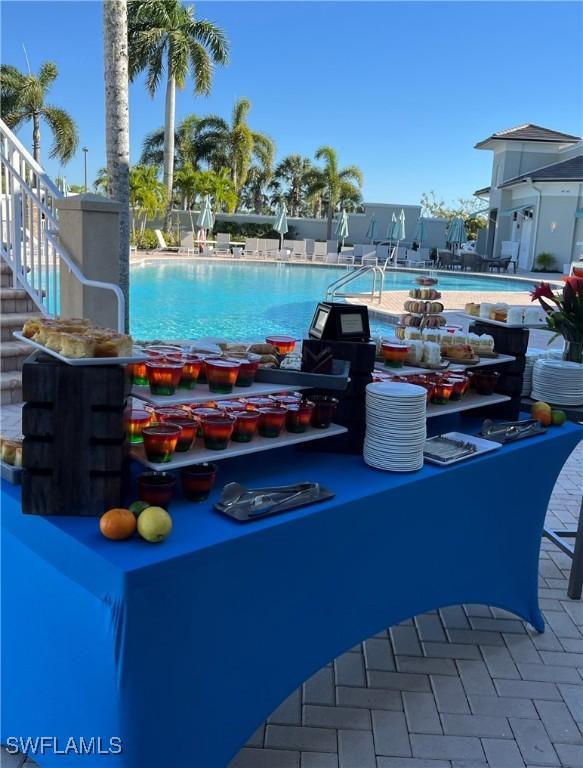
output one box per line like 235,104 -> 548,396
530,282 -> 555,302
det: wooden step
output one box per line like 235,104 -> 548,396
0,312 -> 41,341
0,370 -> 23,405
1,340 -> 34,372
1,288 -> 36,313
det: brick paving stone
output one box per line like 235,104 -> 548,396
558,639 -> 583,654
450,762 -> 489,768
337,730 -> 375,768
504,635 -> 542,664
440,606 -> 471,630
229,747 -> 300,768
447,629 -> 505,647
335,653 -> 366,687
368,671 -> 431,693
415,615 -> 447,644
245,723 -> 265,747
390,626 -> 423,657
304,668 -> 335,705
335,686 -> 402,711
553,743 -> 583,768
457,660 -> 497,696
300,753 -> 338,768
363,637 -> 396,671
509,718 -> 560,766
430,675 -> 471,714
539,651 -> 583,668
560,601 -> 583,627
468,695 -> 538,719
517,662 -> 581,684
542,612 -> 582,641
269,690 -> 302,725
480,645 -> 520,679
265,725 -> 337,753
376,759 -> 450,768
533,700 -> 583,745
494,679 -> 562,701
303,705 -> 370,731
470,617 -> 526,634
396,657 -> 458,676
558,683 -> 583,722
441,714 -> 512,738
402,692 -> 442,735
464,605 -> 493,618
529,628 -> 565,653
372,710 -> 412,756
482,738 -> 525,768
410,734 -> 485,761
422,643 -> 481,660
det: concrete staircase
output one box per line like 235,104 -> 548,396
1,262 -> 41,405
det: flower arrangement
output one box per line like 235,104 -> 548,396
531,277 -> 583,363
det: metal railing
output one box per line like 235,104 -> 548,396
0,118 -> 125,331
325,265 -> 385,304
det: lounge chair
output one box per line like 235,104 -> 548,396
263,239 -> 280,259
338,253 -> 355,266
305,239 -> 316,261
406,249 -> 431,268
312,242 -> 327,262
376,244 -> 390,261
244,238 -> 259,258
154,229 -> 179,252
256,239 -> 267,259
325,253 -> 339,264
215,232 -> 231,256
293,240 -> 307,260
501,241 -> 519,273
178,245 -> 196,256
362,254 -> 379,268
326,239 -> 338,255
276,248 -> 291,262
200,245 -> 214,257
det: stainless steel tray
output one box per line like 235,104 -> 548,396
480,418 -> 547,444
215,481 -> 335,521
254,359 -> 350,391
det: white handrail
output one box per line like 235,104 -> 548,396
0,118 -> 61,197
325,265 -> 384,304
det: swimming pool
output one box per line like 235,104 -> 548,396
130,260 -> 534,340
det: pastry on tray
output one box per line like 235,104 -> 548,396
465,302 -> 480,316
22,316 -> 133,359
1,436 -> 22,467
60,333 -> 97,358
444,344 -> 475,361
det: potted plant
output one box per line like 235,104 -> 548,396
534,252 -> 557,272
531,277 -> 583,363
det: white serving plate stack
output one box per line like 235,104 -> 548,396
522,349 -> 563,396
364,382 -> 427,472
531,359 -> 583,406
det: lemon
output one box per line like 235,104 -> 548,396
137,506 -> 172,543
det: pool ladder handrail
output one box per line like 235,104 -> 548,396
325,265 -> 385,304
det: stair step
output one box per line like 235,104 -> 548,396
0,341 -> 33,372
1,312 -> 42,341
1,273 -> 13,288
0,262 -> 14,275
1,289 -> 37,313
0,288 -> 29,299
0,371 -> 23,405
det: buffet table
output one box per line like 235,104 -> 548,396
2,418 -> 581,768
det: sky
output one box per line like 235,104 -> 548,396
1,1 -> 582,207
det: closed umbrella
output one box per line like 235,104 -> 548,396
274,202 -> 289,249
393,208 -> 406,263
334,209 -> 349,248
413,216 -> 426,247
196,194 -> 214,244
447,217 -> 467,252
365,214 -> 377,243
386,212 -> 398,240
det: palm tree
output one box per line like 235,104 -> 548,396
307,146 -> 363,239
128,0 -> 229,227
195,168 -> 237,212
173,162 -> 199,209
0,61 -> 78,164
272,154 -> 313,217
197,98 -> 274,199
239,165 -> 272,214
104,0 -> 130,330
93,166 -> 110,194
130,165 -> 167,241
140,113 -> 219,172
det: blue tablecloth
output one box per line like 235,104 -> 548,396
2,419 -> 581,768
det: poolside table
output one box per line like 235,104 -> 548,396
2,417 -> 581,768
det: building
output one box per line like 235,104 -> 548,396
474,123 -> 583,271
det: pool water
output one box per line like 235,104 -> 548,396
130,261 -> 533,341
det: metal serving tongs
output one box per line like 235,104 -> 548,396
218,481 -> 322,518
480,418 -> 545,443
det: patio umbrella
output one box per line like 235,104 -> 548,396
273,202 -> 289,249
386,212 -> 398,240
447,217 -> 467,252
334,209 -> 349,248
196,194 -> 214,244
365,214 -> 378,243
393,208 -> 406,263
413,216 -> 426,247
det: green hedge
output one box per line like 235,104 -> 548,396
212,221 -> 298,240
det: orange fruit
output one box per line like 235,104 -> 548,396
99,508 -> 137,540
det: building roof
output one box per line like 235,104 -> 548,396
499,155 -> 583,187
475,123 -> 580,149
473,186 -> 491,197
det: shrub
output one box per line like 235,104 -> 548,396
535,252 -> 557,272
212,221 -> 298,240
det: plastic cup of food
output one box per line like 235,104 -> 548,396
201,414 -> 235,450
153,406 -> 191,423
170,417 -> 199,452
127,361 -> 148,387
235,354 -> 261,387
381,342 -> 409,368
472,370 -> 500,396
310,396 -> 338,428
145,361 -> 184,396
257,407 -> 288,438
138,471 -> 176,507
142,422 -> 182,463
181,463 -> 217,502
285,401 -> 315,433
265,335 -> 296,355
124,408 -> 151,444
430,381 -> 454,404
231,410 -> 260,442
166,353 -> 203,389
205,359 -> 241,395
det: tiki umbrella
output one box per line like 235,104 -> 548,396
413,216 -> 426,247
447,217 -> 467,253
334,209 -> 349,249
273,202 -> 289,249
196,194 -> 214,244
365,213 -> 378,243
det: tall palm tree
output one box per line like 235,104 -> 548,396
0,61 -> 78,164
173,162 -> 199,209
272,154 -> 313,217
239,165 -> 272,214
128,0 -> 229,227
197,98 -> 274,199
140,113 -> 219,171
93,166 -> 110,194
195,168 -> 237,212
307,146 -> 363,239
130,165 -> 167,240
104,0 -> 130,330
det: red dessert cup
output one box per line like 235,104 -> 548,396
166,353 -> 203,389
274,393 -> 304,407
205,359 -> 241,395
235,355 -> 261,387
245,397 -> 274,411
127,361 -> 148,387
191,407 -> 220,436
201,414 -> 235,450
218,401 -> 246,414
145,361 -> 184,396
181,463 -> 217,502
381,342 -> 410,369
142,422 -> 182,463
285,401 -> 315,433
153,406 -> 191,423
124,408 -> 151,444
430,381 -> 454,404
446,375 -> 470,401
171,417 -> 199,452
138,471 -> 176,507
472,370 -> 500,396
257,407 -> 287,438
231,410 -> 260,442
310,396 -> 338,428
266,335 -> 296,355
